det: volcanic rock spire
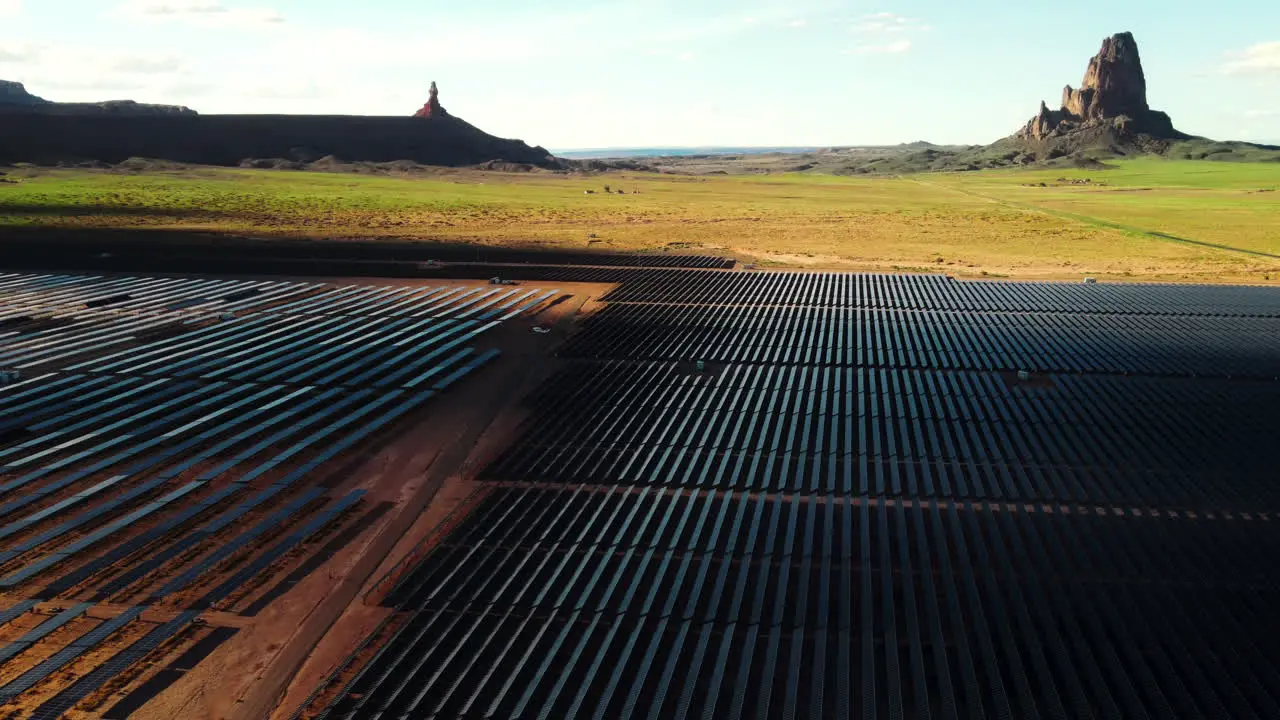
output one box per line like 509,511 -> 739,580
1018,32 -> 1178,141
413,81 -> 448,119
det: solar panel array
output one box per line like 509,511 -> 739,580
321,270 -> 1280,719
0,270 -> 554,713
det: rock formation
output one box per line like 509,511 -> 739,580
0,80 -> 50,106
0,76 -> 561,169
0,80 -> 196,116
1017,32 -> 1179,141
413,81 -> 447,119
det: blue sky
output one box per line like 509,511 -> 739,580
2,0 -> 1277,148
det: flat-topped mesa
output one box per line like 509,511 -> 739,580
0,80 -> 195,116
413,81 -> 447,119
0,80 -> 50,106
1018,32 -> 1178,141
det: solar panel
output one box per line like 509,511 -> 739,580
431,348 -> 500,391
148,486 -> 328,601
0,603 -> 91,664
0,599 -> 39,628
191,490 -> 365,609
0,606 -> 142,699
0,483 -> 204,587
29,611 -> 200,720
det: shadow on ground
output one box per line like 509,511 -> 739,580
0,204 -> 221,219
0,227 -> 730,277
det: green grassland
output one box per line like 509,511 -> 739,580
2,158 -> 1277,283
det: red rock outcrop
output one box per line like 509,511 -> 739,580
1018,32 -> 1179,141
413,81 -> 447,119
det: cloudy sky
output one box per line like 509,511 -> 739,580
1,0 -> 1277,148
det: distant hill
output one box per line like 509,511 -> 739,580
808,32 -> 1280,175
0,81 -> 561,169
0,80 -> 49,106
0,79 -> 195,116
556,147 -> 828,159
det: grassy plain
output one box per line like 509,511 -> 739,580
1,158 -> 1277,283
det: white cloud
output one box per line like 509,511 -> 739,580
0,43 -> 40,63
846,39 -> 913,55
853,12 -> 928,34
1245,109 -> 1278,119
115,1 -> 285,28
847,11 -> 926,54
786,19 -> 808,28
1222,42 -> 1280,75
109,54 -> 186,74
3,44 -> 187,104
0,0 -> 20,18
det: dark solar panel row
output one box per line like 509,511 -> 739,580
0,606 -> 143,699
147,486 -> 327,601
242,502 -> 393,616
427,348 -> 501,391
85,390 -> 432,601
248,284 -> 546,320
22,377 -> 173,435
0,372 -> 70,409
560,304 -> 1280,379
99,626 -> 237,720
68,315 -> 279,373
0,378 -> 196,470
314,267 -> 1280,719
0,382 -> 243,494
0,384 -> 288,532
484,361 -> 1278,509
0,385 -> 309,535
0,603 -> 91,664
189,490 -> 365,609
26,611 -> 198,720
596,270 -> 1280,316
338,490 -> 1280,720
69,313 -> 505,389
0,599 -> 39,628
0,376 -> 124,432
0,314 -> 202,369
0,272 -> 294,316
390,487 -> 1280,611
0,482 -> 204,588
32,491 -> 368,717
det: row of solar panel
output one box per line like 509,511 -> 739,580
484,361 -> 1278,509
0,489 -> 366,715
389,486 -> 1279,610
0,379 -> 465,708
0,271 -> 554,323
26,489 -> 371,717
0,272 -> 301,317
0,383 -> 436,590
1,271 -> 555,370
595,269 -> 1280,316
0,312 -> 214,369
226,283 -> 555,319
56,293 -> 550,386
335,489 -> 1280,720
559,304 -> 1280,379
